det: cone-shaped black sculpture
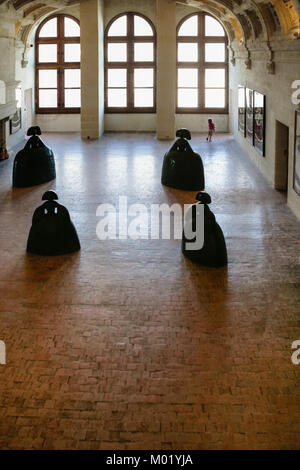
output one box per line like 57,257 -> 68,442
27,191 -> 81,256
13,126 -> 56,187
161,129 -> 205,190
182,192 -> 227,267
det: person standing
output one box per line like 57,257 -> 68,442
207,119 -> 216,142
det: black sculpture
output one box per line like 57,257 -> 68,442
13,126 -> 56,187
182,192 -> 228,267
161,128 -> 205,191
27,191 -> 81,256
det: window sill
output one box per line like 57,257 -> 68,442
176,109 -> 229,115
105,109 -> 156,114
36,109 -> 81,114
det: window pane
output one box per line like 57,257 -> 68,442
108,88 -> 127,107
65,88 -> 81,107
134,68 -> 153,87
178,43 -> 198,62
134,43 -> 153,62
39,18 -> 57,38
134,88 -> 153,107
178,88 -> 198,107
205,69 -> 225,87
64,43 -> 80,62
108,69 -> 127,87
108,15 -> 127,36
178,68 -> 198,87
64,17 -> 80,37
134,15 -> 153,36
39,69 -> 57,88
205,88 -> 225,107
38,44 -> 57,63
205,16 -> 225,36
178,15 -> 198,36
205,43 -> 225,62
107,43 -> 127,62
39,89 -> 57,107
65,69 -> 81,88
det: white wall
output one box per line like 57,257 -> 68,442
176,114 -> 228,133
105,114 -> 156,131
36,114 -> 80,132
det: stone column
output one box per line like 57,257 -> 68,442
156,0 -> 176,140
80,0 -> 104,139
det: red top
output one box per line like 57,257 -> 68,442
209,123 -> 215,130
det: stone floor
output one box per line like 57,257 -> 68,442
0,132 -> 299,450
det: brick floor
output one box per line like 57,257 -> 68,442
0,133 -> 299,449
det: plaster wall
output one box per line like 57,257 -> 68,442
105,114 -> 156,131
176,114 -> 228,133
36,114 -> 80,132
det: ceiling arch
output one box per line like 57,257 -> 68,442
1,0 -> 299,55
177,0 -> 300,42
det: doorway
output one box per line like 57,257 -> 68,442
274,121 -> 289,194
24,88 -> 33,134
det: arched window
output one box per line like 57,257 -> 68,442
177,13 -> 228,113
105,13 -> 156,113
35,14 -> 80,113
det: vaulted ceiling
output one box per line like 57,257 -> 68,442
178,0 -> 300,43
2,0 -> 300,47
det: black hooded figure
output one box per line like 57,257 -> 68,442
27,191 -> 81,256
182,192 -> 227,267
161,128 -> 205,190
13,126 -> 56,187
